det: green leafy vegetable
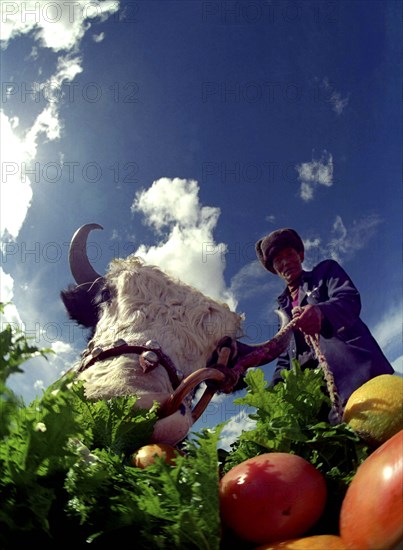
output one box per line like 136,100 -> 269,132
0,304 -> 372,546
64,428 -> 222,548
0,304 -> 221,548
223,364 -> 368,478
0,302 -> 52,384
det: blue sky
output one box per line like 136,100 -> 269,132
1,0 -> 401,447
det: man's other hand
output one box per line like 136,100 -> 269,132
292,304 -> 323,336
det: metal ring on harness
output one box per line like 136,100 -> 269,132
158,367 -> 226,421
159,347 -> 231,422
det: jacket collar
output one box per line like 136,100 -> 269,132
277,270 -> 313,309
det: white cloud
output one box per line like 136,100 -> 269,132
192,383 -> 229,419
300,182 -> 314,201
0,112 -> 34,238
330,91 -> 349,115
0,269 -> 14,303
219,409 -> 256,451
300,237 -> 322,270
301,214 -> 382,269
7,340 -> 79,404
230,261 -> 263,296
51,340 -> 74,354
133,178 -> 209,233
1,0 -> 119,404
28,102 -> 63,140
1,1 -> 120,52
132,178 -> 237,309
296,150 -> 333,202
372,304 -> 402,369
53,54 -> 84,83
1,41 -> 99,409
303,237 -> 321,252
0,275 -> 76,404
230,261 -> 281,305
326,214 -> 381,264
0,8 -> 114,239
28,45 -> 39,60
320,77 -> 349,115
0,272 -> 23,326
1,55 -> 84,240
93,32 -> 105,43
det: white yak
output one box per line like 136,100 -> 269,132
61,224 -> 290,444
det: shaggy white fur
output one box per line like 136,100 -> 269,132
77,256 -> 244,444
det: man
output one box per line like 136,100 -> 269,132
255,228 -> 394,412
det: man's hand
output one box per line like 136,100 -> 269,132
292,304 -> 323,336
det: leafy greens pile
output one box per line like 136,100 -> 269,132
0,304 -> 221,549
223,364 -> 369,481
0,303 -> 369,548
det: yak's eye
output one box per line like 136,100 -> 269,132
101,289 -> 111,303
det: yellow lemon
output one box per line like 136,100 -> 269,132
343,374 -> 403,447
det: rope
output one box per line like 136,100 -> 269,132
235,313 -> 343,422
304,333 -> 343,423
286,310 -> 343,423
266,317 -> 343,422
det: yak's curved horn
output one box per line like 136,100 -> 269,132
69,223 -> 103,285
234,309 -> 292,369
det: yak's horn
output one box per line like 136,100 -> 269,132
69,223 -> 103,285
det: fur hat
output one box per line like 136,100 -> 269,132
255,228 -> 304,273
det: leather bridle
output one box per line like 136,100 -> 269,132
78,339 -> 184,390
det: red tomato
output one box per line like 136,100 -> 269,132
219,453 -> 327,544
340,429 -> 403,550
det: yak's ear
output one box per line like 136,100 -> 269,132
60,284 -> 100,328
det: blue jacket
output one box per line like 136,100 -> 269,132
273,259 -> 394,407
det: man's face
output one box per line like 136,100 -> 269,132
272,247 -> 303,285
